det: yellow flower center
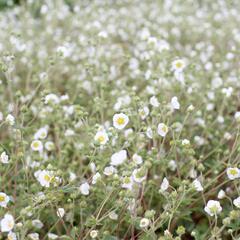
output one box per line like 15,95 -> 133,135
41,133 -> 46,138
0,195 -> 5,202
209,205 -> 218,213
229,169 -> 238,176
162,125 -> 168,132
124,177 -> 131,184
176,62 -> 183,68
44,174 -> 51,182
8,222 -> 13,229
97,136 -> 105,143
33,142 -> 39,148
117,117 -> 125,125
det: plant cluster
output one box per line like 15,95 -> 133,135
0,0 -> 240,239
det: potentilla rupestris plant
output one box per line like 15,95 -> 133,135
0,0 -> 240,239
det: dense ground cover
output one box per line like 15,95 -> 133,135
0,0 -> 240,239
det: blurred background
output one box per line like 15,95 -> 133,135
0,0 -> 75,10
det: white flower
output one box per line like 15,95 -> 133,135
0,192 -> 10,208
113,113 -> 129,130
6,114 -> 15,126
48,233 -> 58,239
129,58 -> 139,70
211,77 -> 223,89
90,163 -> 96,173
34,127 -> 48,140
140,218 -> 150,228
226,167 -> 240,180
222,87 -> 233,97
35,170 -> 53,188
194,136 -> 205,146
233,196 -> 240,208
174,71 -> 185,83
110,150 -> 127,166
182,139 -> 190,146
138,106 -> 149,120
109,211 -> 118,220
206,103 -> 214,111
28,233 -> 39,240
157,123 -> 168,137
146,127 -> 153,139
124,128 -> 133,138
32,219 -> 43,229
1,151 -> 9,164
121,176 -> 134,190
150,96 -> 159,107
192,179 -> 203,192
187,104 -> 195,112
92,172 -> 101,184
171,96 -> 180,110
204,200 -> 222,216
160,177 -> 169,191
94,130 -> 109,145
56,45 -> 71,58
217,190 -> 226,199
224,132 -> 232,140
132,168 -> 146,183
45,141 -> 55,151
45,94 -> 60,105
63,105 -> 74,117
189,168 -> 197,179
7,232 -> 17,240
90,230 -> 98,239
132,153 -> 143,165
65,129 -> 75,137
69,172 -> 77,182
98,31 -> 108,38
31,140 -> 43,152
103,166 -> 117,176
80,182 -> 90,195
57,208 -> 65,218
234,112 -> 240,122
1,213 -> 15,232
168,160 -> 177,171
60,94 -> 69,102
217,115 -> 224,124
171,59 -> 186,72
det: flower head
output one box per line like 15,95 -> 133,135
35,170 -> 54,188
90,230 -> 98,239
31,140 -> 43,152
6,114 -> 15,126
204,200 -> 222,216
1,151 -> 9,164
94,130 -> 109,145
157,123 -> 168,137
171,96 -> 180,110
0,192 -> 10,208
34,127 -> 48,139
80,182 -> 90,195
192,179 -> 203,192
160,177 -> 169,191
113,113 -> 129,130
140,218 -> 150,228
1,213 -> 15,232
171,59 -> 186,72
226,167 -> 240,180
110,150 -> 127,166
57,208 -> 65,218
233,196 -> 240,208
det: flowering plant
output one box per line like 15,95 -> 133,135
0,0 -> 240,239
